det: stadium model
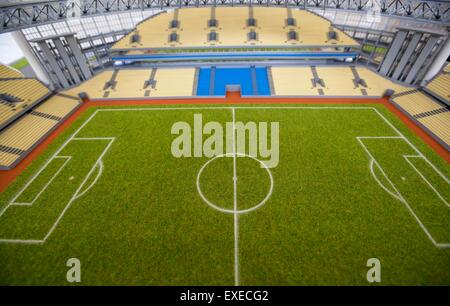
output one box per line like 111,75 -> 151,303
0,0 -> 448,289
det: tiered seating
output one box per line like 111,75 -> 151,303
425,65 -> 449,102
0,75 -> 50,128
316,67 -> 361,96
150,68 -> 195,97
113,12 -> 174,49
64,70 -> 114,98
419,112 -> 450,146
177,8 -> 211,46
111,7 -> 358,50
355,67 -> 410,96
271,67 -> 317,95
214,7 -> 250,46
392,91 -> 450,147
0,79 -> 49,104
271,66 -> 411,97
0,64 -> 23,79
0,95 -> 81,169
253,7 -> 288,45
64,68 -> 196,99
0,100 -> 17,126
32,95 -> 80,118
69,66 -> 417,99
392,91 -> 444,116
107,69 -> 153,99
292,10 -> 355,46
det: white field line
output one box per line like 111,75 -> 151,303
0,239 -> 44,244
357,137 -> 450,249
73,160 -> 104,200
10,156 -> 72,207
404,155 -> 449,208
1,106 -> 447,249
0,138 -> 114,244
232,107 -> 240,286
42,138 -> 115,242
0,156 -> 71,217
196,153 -> 273,214
371,108 -> 449,183
369,159 -> 403,202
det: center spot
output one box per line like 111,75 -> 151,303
197,153 -> 273,214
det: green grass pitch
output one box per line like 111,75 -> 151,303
0,104 -> 449,285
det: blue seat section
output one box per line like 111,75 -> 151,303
214,68 -> 253,96
255,67 -> 271,96
196,68 -> 211,96
196,67 -> 270,96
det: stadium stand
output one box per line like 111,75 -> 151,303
32,95 -> 81,119
215,7 -> 251,46
425,64 -> 450,103
392,90 -> 443,116
0,94 -> 81,169
354,67 -> 410,96
150,68 -> 196,97
64,68 -> 196,99
0,67 -> 51,129
418,113 -> 450,147
271,66 -> 411,97
293,10 -> 354,46
111,7 -> 358,50
0,79 -> 49,104
316,66 -> 362,96
64,70 -> 114,98
391,90 -> 450,147
271,67 -> 319,96
177,8 -> 211,46
0,64 -> 23,79
60,66 -> 416,99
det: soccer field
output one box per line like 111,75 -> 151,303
0,104 -> 449,285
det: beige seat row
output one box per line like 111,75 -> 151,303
0,95 -> 81,168
392,91 -> 445,116
64,68 -> 196,99
0,64 -> 23,79
418,112 -> 450,147
64,66 -> 415,99
0,79 -> 50,126
0,79 -> 49,104
426,71 -> 449,102
112,7 -> 358,50
392,91 -> 449,147
271,66 -> 411,97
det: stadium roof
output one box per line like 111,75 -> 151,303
0,0 -> 46,8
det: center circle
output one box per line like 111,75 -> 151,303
196,153 -> 274,214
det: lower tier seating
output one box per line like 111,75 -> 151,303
0,95 -> 81,169
392,91 -> 450,147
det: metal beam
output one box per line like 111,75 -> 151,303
0,0 -> 449,33
404,35 -> 439,84
378,30 -> 408,75
391,32 -> 422,80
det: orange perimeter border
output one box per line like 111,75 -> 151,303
0,94 -> 448,192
